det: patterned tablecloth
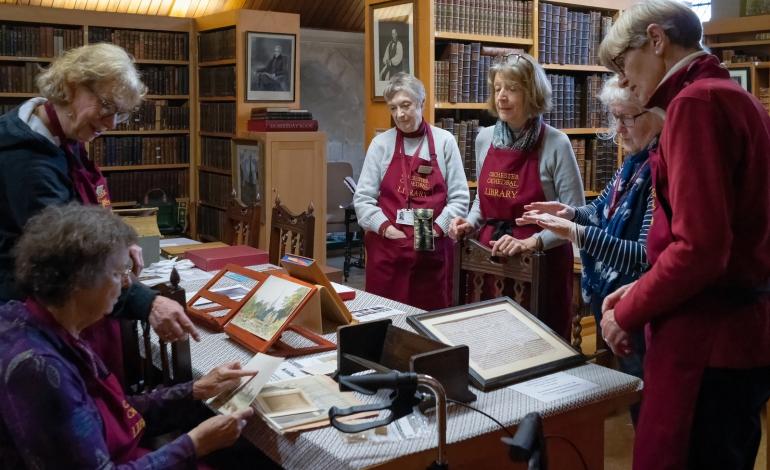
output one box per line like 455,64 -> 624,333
177,265 -> 642,470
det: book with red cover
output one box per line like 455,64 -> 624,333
186,245 -> 269,271
247,119 -> 319,132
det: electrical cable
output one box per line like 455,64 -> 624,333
446,398 -> 514,438
544,434 -> 589,470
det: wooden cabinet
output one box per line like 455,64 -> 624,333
238,131 -> 328,264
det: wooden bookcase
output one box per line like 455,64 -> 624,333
0,5 -> 196,212
364,0 -> 631,198
704,14 -> 770,116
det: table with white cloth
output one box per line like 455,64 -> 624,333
176,265 -> 641,470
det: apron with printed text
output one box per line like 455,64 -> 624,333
365,125 -> 453,311
43,103 -> 124,381
476,123 -> 573,339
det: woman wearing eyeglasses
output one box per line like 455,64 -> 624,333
518,76 -> 662,424
0,43 -> 198,380
596,1 -> 770,469
448,52 -> 584,340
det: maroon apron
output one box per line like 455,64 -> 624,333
365,124 -> 454,310
476,123 -> 573,339
25,299 -> 146,463
43,103 -> 124,381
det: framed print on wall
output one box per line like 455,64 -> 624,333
371,0 -> 416,100
232,140 -> 262,205
246,31 -> 296,102
727,67 -> 752,93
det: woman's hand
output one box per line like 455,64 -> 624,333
522,201 -> 575,220
188,407 -> 254,457
128,244 -> 144,276
516,212 -> 575,241
448,217 -> 474,241
192,362 -> 259,401
599,282 -> 636,357
384,225 -> 407,239
489,235 -> 538,256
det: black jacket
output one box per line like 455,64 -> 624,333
0,104 -> 156,318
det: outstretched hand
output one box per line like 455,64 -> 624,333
522,201 -> 575,220
516,212 -> 574,241
193,361 -> 259,400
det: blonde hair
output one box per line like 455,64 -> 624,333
383,72 -> 426,104
486,52 -> 552,118
36,43 -> 147,110
599,0 -> 703,73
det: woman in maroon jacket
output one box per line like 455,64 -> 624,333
597,1 -> 770,469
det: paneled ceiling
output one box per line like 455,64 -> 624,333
0,0 -> 365,32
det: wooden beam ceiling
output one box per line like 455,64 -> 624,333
0,0 -> 365,31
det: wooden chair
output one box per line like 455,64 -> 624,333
453,238 -> 547,319
269,194 -> 315,265
223,196 -> 261,247
121,269 -> 192,393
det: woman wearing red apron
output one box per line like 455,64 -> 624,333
598,2 -> 770,469
355,73 -> 469,310
0,43 -> 197,382
0,204 -> 256,467
449,53 -> 584,340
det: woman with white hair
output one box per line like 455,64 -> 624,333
354,73 -> 469,310
597,1 -> 770,468
448,53 -> 584,339
518,75 -> 662,423
0,43 -> 198,381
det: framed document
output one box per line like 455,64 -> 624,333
407,297 -> 584,391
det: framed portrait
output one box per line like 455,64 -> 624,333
232,140 -> 262,205
246,31 -> 296,102
407,297 -> 584,391
728,67 -> 752,92
371,0 -> 416,100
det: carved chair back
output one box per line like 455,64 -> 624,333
269,195 -> 315,265
121,269 -> 192,393
453,239 -> 547,319
223,197 -> 261,247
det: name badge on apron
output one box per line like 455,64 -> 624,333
418,165 -> 433,175
396,208 -> 414,226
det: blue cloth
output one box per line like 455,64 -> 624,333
580,147 -> 652,302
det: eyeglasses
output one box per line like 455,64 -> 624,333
611,47 -> 630,75
493,52 -> 529,66
612,110 -> 647,128
87,86 -> 132,124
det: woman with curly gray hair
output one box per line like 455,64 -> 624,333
597,1 -> 770,469
0,43 -> 198,380
0,204 -> 256,468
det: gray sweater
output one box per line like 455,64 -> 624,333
466,124 -> 585,249
354,126 -> 470,234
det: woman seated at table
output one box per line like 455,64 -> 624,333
0,203 -> 256,468
517,75 -> 662,423
355,73 -> 469,310
448,52 -> 584,339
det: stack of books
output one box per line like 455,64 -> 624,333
247,107 -> 319,132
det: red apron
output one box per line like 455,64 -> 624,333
476,123 -> 573,339
25,299 -> 146,463
365,124 -> 454,310
43,103 -> 124,382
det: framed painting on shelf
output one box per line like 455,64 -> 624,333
371,0 -> 416,101
246,31 -> 296,102
727,67 -> 751,92
232,140 -> 262,205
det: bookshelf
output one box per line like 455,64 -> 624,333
0,5 -> 195,218
704,14 -> 770,116
364,0 -> 631,197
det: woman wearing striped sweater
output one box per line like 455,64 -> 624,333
518,76 -> 661,421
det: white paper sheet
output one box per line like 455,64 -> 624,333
509,372 -> 599,403
207,353 -> 285,415
293,352 -> 338,376
350,305 -> 405,322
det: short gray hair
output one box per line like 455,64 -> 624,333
36,43 -> 147,110
383,72 -> 426,104
14,203 -> 137,306
486,52 -> 552,118
598,75 -> 636,108
599,0 -> 703,73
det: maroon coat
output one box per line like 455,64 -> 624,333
614,54 -> 770,469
